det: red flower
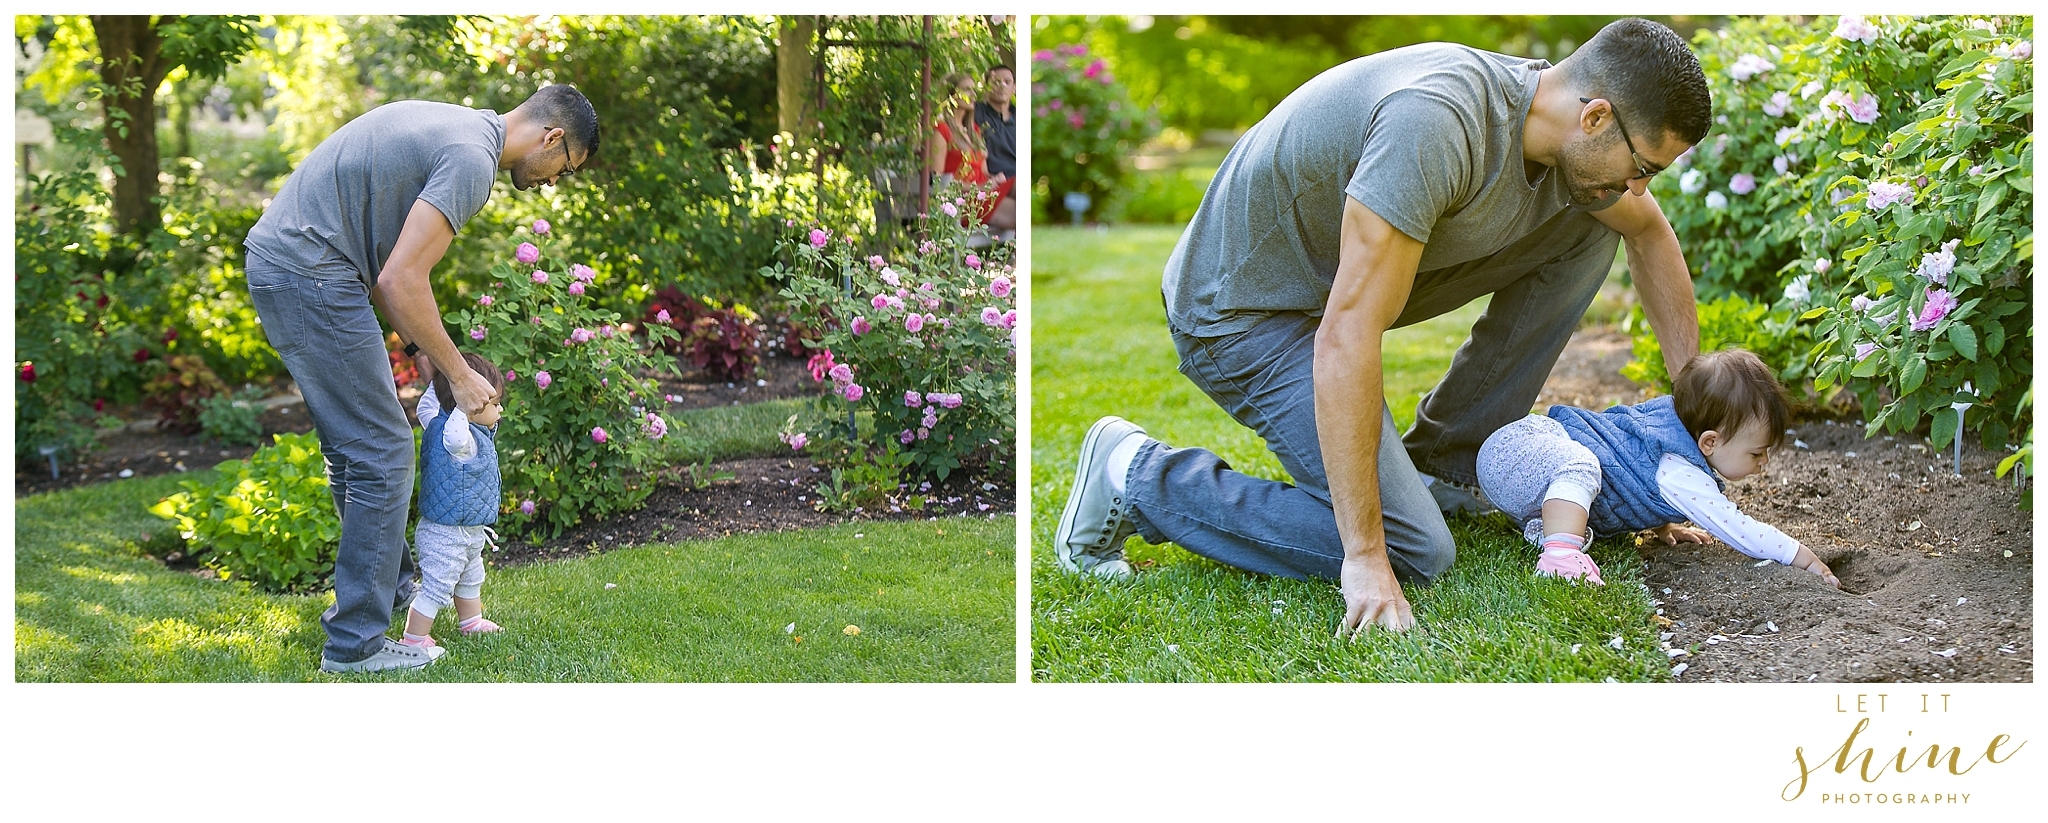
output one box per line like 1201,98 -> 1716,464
161,328 -> 179,344
18,362 -> 36,383
134,348 -> 152,363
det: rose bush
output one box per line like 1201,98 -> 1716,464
442,220 -> 683,537
1030,43 -> 1160,224
1655,15 -> 2031,450
765,185 -> 1017,481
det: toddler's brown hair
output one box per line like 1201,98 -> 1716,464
1672,348 -> 1790,450
430,352 -> 506,415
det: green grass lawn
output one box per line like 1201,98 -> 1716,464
17,457 -> 1014,683
1029,225 -> 1669,682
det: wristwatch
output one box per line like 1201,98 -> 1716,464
403,341 -> 420,357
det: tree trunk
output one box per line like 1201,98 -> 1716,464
90,15 -> 175,238
776,16 -> 816,146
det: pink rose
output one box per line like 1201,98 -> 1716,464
829,363 -> 854,385
868,255 -> 886,268
1844,94 -> 1879,125
881,268 -> 901,287
899,429 -> 916,445
568,281 -> 586,296
592,426 -> 609,444
643,413 -> 668,440
982,307 -> 1003,326
1729,173 -> 1756,195
809,228 -> 829,248
990,276 -> 1012,299
478,294 -> 494,306
505,370 -> 517,382
1832,15 -> 1880,44
938,393 -> 963,409
905,313 -> 924,333
1002,309 -> 1017,329
470,327 -> 487,341
905,391 -> 923,408
916,427 -> 930,440
941,203 -> 958,218
1911,289 -> 1957,332
842,383 -> 864,402
516,242 -> 540,264
1867,181 -> 1913,210
535,371 -> 552,389
787,432 -> 808,451
520,499 -> 536,515
532,270 -> 550,284
872,294 -> 891,311
571,264 -> 595,282
965,253 -> 982,270
922,409 -> 940,429
851,316 -> 872,335
656,309 -> 672,324
1763,91 -> 1791,117
571,327 -> 593,344
532,219 -> 551,235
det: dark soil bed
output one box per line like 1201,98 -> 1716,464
1540,326 -> 2033,683
497,454 -> 1014,567
14,352 -> 827,499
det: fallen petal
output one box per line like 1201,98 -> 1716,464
1671,662 -> 1690,676
604,583 -> 617,589
843,625 -> 861,636
1933,648 -> 1959,658
784,622 -> 796,634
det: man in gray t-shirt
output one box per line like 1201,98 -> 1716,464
243,85 -> 600,673
1055,19 -> 1712,635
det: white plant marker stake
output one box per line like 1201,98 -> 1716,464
1951,381 -> 1976,476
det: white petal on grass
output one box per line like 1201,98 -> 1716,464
1166,644 -> 1180,653
1767,621 -> 1779,633
1571,644 -> 1584,654
604,583 -> 617,590
1957,597 -> 1968,606
1608,636 -> 1625,650
784,622 -> 796,634
1666,648 -> 1689,658
1671,663 -> 1690,677
1933,648 -> 1960,658
118,469 -> 134,478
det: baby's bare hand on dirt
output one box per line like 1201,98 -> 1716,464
1650,523 -> 1711,545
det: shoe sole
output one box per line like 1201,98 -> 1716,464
319,644 -> 444,673
1053,416 -> 1138,573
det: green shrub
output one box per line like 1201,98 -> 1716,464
1622,295 -> 1813,396
442,218 -> 684,538
1106,165 -> 1213,225
198,387 -> 267,447
1030,43 -> 1160,224
1658,15 -> 2031,448
14,122 -> 167,456
148,431 -> 339,592
767,183 -> 1018,482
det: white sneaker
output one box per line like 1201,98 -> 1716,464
1053,416 -> 1146,579
320,638 -> 444,673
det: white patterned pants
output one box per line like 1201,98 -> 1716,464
413,519 -> 492,619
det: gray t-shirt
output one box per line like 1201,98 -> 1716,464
1164,44 -> 1579,336
246,100 -> 505,285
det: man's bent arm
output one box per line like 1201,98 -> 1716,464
376,199 -> 493,415
1595,189 -> 1700,371
1318,197 -> 1426,635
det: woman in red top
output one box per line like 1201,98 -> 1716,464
929,72 -> 1014,234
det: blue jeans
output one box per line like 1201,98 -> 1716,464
245,253 -> 416,664
1128,208 -> 1618,581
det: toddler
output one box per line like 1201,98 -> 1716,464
1475,348 -> 1838,588
402,352 -> 507,648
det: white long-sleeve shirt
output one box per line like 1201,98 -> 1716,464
416,392 -> 480,462
1655,453 -> 1800,565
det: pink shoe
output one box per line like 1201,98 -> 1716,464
1536,546 -> 1605,585
458,617 -> 502,635
399,634 -> 438,648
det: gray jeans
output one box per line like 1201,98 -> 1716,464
245,253 -> 416,664
1127,207 -> 1618,581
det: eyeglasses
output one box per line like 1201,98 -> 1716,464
1580,97 -> 1660,181
557,141 -> 579,179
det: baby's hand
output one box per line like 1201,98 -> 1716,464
1648,522 -> 1712,545
1790,544 -> 1841,589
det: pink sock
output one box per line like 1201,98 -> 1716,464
400,632 -> 435,647
1541,533 -> 1588,553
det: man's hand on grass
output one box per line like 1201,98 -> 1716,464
1337,552 -> 1415,638
1791,544 -> 1841,589
1648,522 -> 1712,545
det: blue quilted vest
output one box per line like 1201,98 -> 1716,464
419,411 -> 500,526
1546,395 -> 1721,537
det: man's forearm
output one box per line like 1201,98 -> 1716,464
1626,222 -> 1701,372
1315,324 -> 1389,564
375,266 -> 462,377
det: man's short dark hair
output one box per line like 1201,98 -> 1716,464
522,84 -> 601,167
1565,18 -> 1711,147
985,63 -> 1014,79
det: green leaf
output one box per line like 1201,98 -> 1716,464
1975,181 -> 2007,223
1850,351 -> 1884,378
1949,324 -> 1979,361
1800,307 -> 1829,320
1901,357 -> 1928,395
1984,322 -> 2005,356
1930,404 -> 1960,449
